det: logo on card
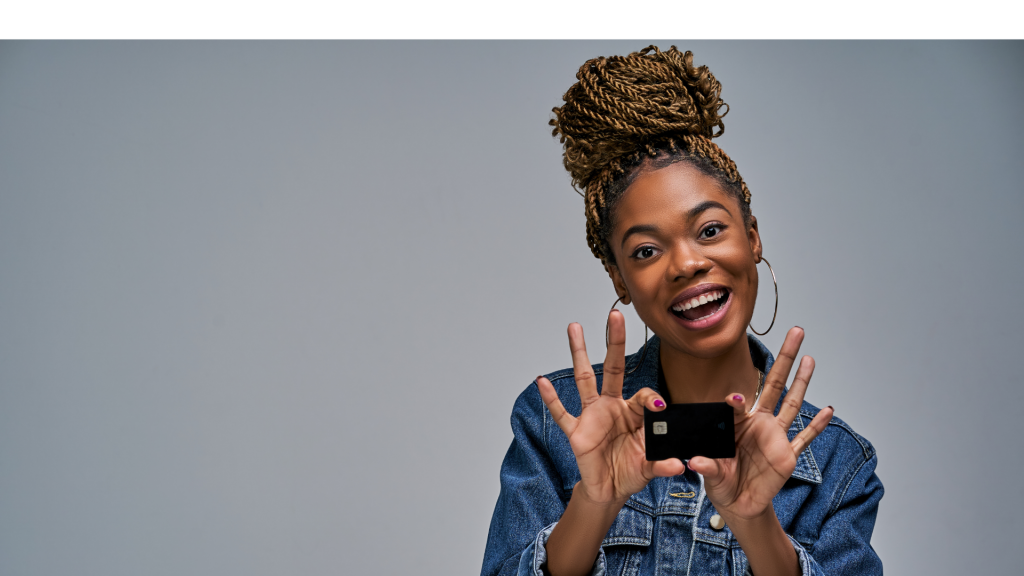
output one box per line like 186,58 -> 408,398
653,422 -> 667,435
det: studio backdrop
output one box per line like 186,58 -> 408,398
0,41 -> 1021,575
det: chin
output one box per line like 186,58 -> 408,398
669,324 -> 748,359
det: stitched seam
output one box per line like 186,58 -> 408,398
537,383 -> 551,459
603,537 -> 650,546
623,498 -> 654,516
547,366 -> 605,384
799,415 -> 823,480
802,408 -> 874,459
685,474 -> 706,576
829,453 -> 873,516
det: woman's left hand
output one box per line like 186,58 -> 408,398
687,327 -> 833,522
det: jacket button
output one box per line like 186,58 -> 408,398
709,514 -> 725,530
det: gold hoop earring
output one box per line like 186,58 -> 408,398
606,296 -> 649,376
749,257 -> 778,336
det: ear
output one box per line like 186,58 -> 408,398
747,216 -> 763,263
606,263 -> 632,305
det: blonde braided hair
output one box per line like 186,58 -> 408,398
550,46 -> 752,268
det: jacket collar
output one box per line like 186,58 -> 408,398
623,333 -> 822,485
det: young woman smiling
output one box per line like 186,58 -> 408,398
481,47 -> 883,576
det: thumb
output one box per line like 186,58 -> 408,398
686,456 -> 724,482
643,458 -> 685,480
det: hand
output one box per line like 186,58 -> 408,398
536,310 -> 683,506
687,327 -> 834,522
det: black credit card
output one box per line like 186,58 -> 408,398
644,402 -> 735,461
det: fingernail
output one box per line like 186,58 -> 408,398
654,399 -> 665,408
732,395 -> 743,401
536,375 -> 544,382
827,405 -> 833,411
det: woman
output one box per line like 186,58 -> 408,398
481,46 -> 883,576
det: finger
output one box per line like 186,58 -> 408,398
758,326 -> 805,414
626,387 -> 668,419
567,323 -> 600,406
791,405 -> 833,454
536,376 -> 578,436
602,309 -> 627,398
686,456 -> 724,482
643,458 -> 685,479
725,393 -> 747,420
777,356 -> 815,427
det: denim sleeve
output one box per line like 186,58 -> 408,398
481,383 -> 603,576
516,522 -> 607,576
794,453 -> 885,575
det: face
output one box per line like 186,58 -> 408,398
607,161 -> 762,359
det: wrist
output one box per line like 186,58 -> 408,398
719,502 -> 777,531
723,504 -> 799,576
573,482 -> 629,511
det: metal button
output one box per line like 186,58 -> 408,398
709,514 -> 725,530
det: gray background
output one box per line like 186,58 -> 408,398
0,41 -> 1021,575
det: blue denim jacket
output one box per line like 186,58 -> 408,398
482,334 -> 883,576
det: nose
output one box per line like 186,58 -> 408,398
666,242 -> 711,281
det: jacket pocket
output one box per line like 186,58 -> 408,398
601,502 -> 654,546
599,503 -> 653,576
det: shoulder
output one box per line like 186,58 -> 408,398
793,399 -> 881,499
794,399 -> 876,461
507,365 -> 595,434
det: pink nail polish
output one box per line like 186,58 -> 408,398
654,399 -> 665,408
733,395 -> 743,401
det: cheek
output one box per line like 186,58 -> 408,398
716,250 -> 758,303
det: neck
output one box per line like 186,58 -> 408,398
659,335 -> 761,410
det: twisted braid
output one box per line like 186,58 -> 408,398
550,46 -> 752,267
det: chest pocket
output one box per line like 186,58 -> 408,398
602,503 -> 653,546
600,503 -> 653,576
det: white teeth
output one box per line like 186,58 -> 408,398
672,290 -> 728,314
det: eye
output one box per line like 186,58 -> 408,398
700,224 -> 724,239
632,245 -> 658,260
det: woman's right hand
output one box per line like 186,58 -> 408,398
537,310 -> 684,506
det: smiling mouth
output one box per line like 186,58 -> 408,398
671,289 -> 730,321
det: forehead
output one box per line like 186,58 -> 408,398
612,161 -> 738,230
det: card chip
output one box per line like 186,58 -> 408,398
653,422 -> 667,435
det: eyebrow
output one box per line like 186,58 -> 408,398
619,200 -> 733,249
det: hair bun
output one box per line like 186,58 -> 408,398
550,46 -> 729,191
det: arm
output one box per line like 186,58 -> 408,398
481,385 -> 569,576
803,452 -> 884,575
544,482 -> 627,576
731,431 -> 884,576
484,313 -> 681,576
536,315 -> 681,576
727,504 -> 801,576
687,328 -> 836,576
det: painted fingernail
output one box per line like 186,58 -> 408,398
733,395 -> 743,401
654,399 -> 665,408
827,405 -> 833,411
536,375 -> 544,382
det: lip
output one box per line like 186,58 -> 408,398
669,283 -> 732,331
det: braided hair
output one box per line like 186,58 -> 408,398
550,46 -> 753,269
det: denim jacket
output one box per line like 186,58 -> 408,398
482,334 -> 883,576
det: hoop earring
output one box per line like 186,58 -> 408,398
749,257 -> 778,336
606,296 -> 649,376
